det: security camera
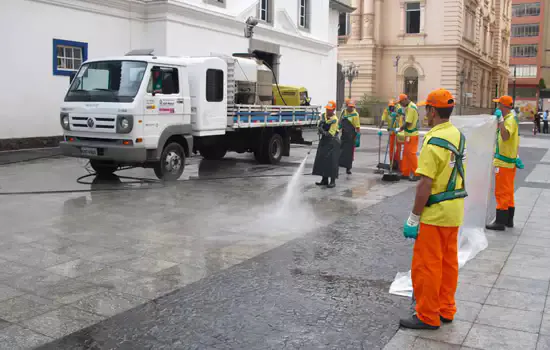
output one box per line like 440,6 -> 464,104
246,17 -> 259,26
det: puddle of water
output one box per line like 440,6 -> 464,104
342,179 -> 379,198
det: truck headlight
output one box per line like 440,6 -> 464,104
116,115 -> 134,133
121,118 -> 129,129
60,113 -> 70,131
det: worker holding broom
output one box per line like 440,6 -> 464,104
339,100 -> 361,174
379,100 -> 402,171
313,100 -> 340,188
486,95 -> 522,231
400,88 -> 467,330
398,94 -> 420,181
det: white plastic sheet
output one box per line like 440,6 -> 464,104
389,115 -> 497,298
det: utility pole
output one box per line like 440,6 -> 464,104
512,66 -> 517,107
343,61 -> 359,99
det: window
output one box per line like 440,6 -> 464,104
511,24 -> 540,37
463,9 -> 476,41
338,12 -> 350,36
406,2 -> 421,34
53,39 -> 88,76
147,67 -> 180,95
259,0 -> 272,23
299,0 -> 309,29
512,3 -> 540,17
511,44 -> 538,58
206,69 -> 224,102
510,65 -> 538,78
65,61 -> 147,103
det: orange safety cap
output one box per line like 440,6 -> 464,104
417,88 -> 456,108
492,95 -> 514,108
325,100 -> 337,110
398,94 -> 408,102
388,99 -> 396,107
347,100 -> 356,107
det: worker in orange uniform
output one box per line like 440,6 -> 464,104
313,101 -> 340,188
379,100 -> 402,170
339,100 -> 361,174
400,88 -> 467,330
486,96 -> 522,231
398,94 -> 420,181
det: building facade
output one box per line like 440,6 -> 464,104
0,0 -> 352,146
508,0 -> 546,117
338,0 -> 511,114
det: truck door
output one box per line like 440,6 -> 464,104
143,66 -> 185,148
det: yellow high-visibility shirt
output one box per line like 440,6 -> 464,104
404,102 -> 419,137
341,109 -> 361,129
321,113 -> 340,136
416,122 -> 466,227
382,108 -> 403,131
493,112 -> 520,169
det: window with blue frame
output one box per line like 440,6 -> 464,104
53,39 -> 88,76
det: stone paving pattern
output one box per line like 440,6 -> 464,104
0,129 -> 548,349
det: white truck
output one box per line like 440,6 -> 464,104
60,50 -> 321,180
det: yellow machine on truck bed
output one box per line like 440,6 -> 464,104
272,85 -> 311,106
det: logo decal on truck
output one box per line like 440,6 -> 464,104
159,108 -> 175,114
87,118 -> 95,128
159,99 -> 175,107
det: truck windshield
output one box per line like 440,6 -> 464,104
65,61 -> 147,103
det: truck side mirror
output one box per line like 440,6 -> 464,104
151,67 -> 162,96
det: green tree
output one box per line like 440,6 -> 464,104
539,78 -> 547,90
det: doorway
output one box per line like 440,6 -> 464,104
404,67 -> 419,102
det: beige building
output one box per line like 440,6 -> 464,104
338,0 -> 512,112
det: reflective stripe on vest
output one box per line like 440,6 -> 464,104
425,132 -> 468,207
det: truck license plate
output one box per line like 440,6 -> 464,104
81,147 -> 98,157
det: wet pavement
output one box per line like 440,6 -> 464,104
1,128 -> 549,349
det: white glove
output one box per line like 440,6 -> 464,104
406,212 -> 420,227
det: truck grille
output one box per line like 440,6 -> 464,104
70,115 -> 116,133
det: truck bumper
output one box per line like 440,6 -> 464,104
60,141 -> 147,163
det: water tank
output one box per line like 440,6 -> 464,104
233,57 -> 258,82
257,63 -> 273,102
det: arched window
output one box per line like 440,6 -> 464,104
404,67 -> 419,102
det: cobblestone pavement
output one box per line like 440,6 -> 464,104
1,129 -> 549,349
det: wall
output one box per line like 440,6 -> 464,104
0,0 -> 142,139
0,0 -> 339,142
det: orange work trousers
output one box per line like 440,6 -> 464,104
495,167 -> 516,210
401,135 -> 419,177
388,133 -> 403,169
411,223 -> 459,327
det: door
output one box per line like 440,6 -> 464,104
143,66 -> 185,148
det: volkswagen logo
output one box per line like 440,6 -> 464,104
87,118 -> 95,128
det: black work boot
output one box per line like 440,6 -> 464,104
486,209 -> 508,231
507,207 -> 515,228
346,168 -> 352,175
327,178 -> 336,188
440,316 -> 453,324
316,177 -> 328,186
400,315 -> 439,330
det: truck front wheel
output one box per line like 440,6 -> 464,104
154,142 -> 185,181
90,160 -> 119,178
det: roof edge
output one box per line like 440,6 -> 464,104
329,0 -> 355,13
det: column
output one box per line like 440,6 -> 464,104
374,0 -> 382,43
400,3 -> 405,35
420,3 -> 426,33
361,0 -> 374,41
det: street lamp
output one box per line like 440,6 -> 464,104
342,61 -> 359,99
459,70 -> 465,115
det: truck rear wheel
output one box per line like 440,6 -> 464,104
199,146 -> 227,160
154,142 -> 185,181
90,160 -> 119,178
257,133 -> 283,164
